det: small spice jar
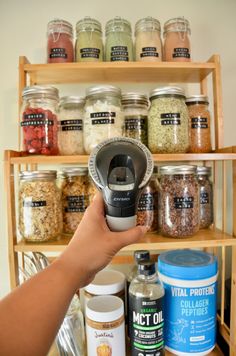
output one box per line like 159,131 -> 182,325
135,17 -> 162,61
186,95 -> 212,153
122,92 -> 149,145
148,86 -> 190,153
47,19 -> 74,63
84,85 -> 124,154
58,96 -> 85,155
163,17 -> 191,62
137,166 -> 159,232
60,167 -> 89,235
75,17 -> 103,62
159,165 -> 199,237
197,166 -> 214,229
21,86 -> 59,155
105,17 -> 133,61
19,171 -> 62,242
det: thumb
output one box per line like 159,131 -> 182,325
113,225 -> 148,250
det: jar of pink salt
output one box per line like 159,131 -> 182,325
163,17 -> 191,62
47,19 -> 74,63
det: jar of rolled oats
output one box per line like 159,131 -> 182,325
19,171 -> 62,242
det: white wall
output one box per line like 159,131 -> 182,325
1,0 -> 236,297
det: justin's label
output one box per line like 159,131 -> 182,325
138,192 -> 155,211
125,116 -> 147,131
161,113 -> 181,125
91,112 -> 115,125
200,192 -> 209,204
23,200 -> 46,208
65,195 -> 88,213
49,48 -> 67,58
172,47 -> 190,59
140,47 -> 159,58
111,46 -> 129,61
191,117 -> 208,129
174,196 -> 194,209
80,47 -> 100,59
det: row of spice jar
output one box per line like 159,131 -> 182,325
21,85 -> 213,155
47,16 -> 191,63
18,164 -> 213,242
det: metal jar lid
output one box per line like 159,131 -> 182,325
22,85 -> 59,101
196,166 -> 212,176
86,85 -> 122,99
20,170 -> 57,180
149,86 -> 185,100
59,96 -> 85,107
186,95 -> 209,105
160,165 -> 197,175
76,16 -> 102,34
60,167 -> 88,177
121,92 -> 149,107
135,17 -> 161,35
105,17 -> 132,36
164,16 -> 191,35
47,19 -> 73,36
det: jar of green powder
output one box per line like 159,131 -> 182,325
105,17 -> 133,62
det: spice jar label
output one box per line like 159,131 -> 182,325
23,200 -> 47,208
111,46 -> 129,61
49,48 -> 67,59
80,47 -> 100,59
191,117 -> 208,129
200,192 -> 209,204
174,196 -> 194,209
138,193 -> 155,211
21,119 -> 54,127
125,116 -> 147,130
140,47 -> 159,58
161,113 -> 181,126
91,112 -> 116,125
173,47 -> 190,59
61,125 -> 82,131
65,195 -> 89,213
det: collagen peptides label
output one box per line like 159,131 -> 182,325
161,113 -> 181,125
91,112 -> 115,125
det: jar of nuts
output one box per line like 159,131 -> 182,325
19,171 -> 62,242
159,165 -> 199,237
197,166 -> 214,229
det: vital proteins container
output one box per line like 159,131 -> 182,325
75,17 -> 103,62
148,87 -> 190,153
83,85 -> 124,154
158,249 -> 218,355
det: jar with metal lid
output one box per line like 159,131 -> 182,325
163,17 -> 191,62
137,166 -> 159,232
47,19 -> 74,63
84,85 -> 124,154
122,92 -> 149,145
75,17 -> 103,62
105,17 -> 133,61
186,95 -> 212,153
148,86 -> 190,153
58,96 -> 85,155
159,165 -> 199,237
21,86 -> 59,155
135,17 -> 162,61
19,171 -> 62,242
60,167 -> 90,235
197,166 -> 214,229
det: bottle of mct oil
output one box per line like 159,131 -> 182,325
129,261 -> 165,356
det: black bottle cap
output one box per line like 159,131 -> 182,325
134,250 -> 150,263
138,261 -> 156,276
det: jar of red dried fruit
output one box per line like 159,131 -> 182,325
21,86 -> 59,155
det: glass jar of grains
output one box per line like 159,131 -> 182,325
197,166 -> 214,229
135,17 -> 162,61
163,17 -> 191,62
58,96 -> 85,155
159,165 -> 199,237
19,171 -> 62,242
105,17 -> 133,61
186,95 -> 212,153
148,86 -> 190,153
75,17 -> 103,62
60,167 -> 90,235
122,92 -> 149,146
83,85 -> 124,154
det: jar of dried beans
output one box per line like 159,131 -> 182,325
163,17 -> 191,62
186,95 -> 212,153
148,86 -> 190,153
47,19 -> 74,63
19,171 -> 62,242
122,92 -> 149,146
60,167 -> 90,235
197,166 -> 214,229
21,86 -> 59,155
58,96 -> 85,155
159,165 -> 199,237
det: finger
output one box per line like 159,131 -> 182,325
113,225 -> 148,251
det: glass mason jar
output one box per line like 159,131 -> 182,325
21,86 -> 59,155
47,19 -> 74,63
163,17 -> 191,62
75,17 -> 103,62
135,17 -> 162,62
121,92 -> 149,146
19,171 -> 62,242
58,96 -> 85,155
137,166 -> 160,232
60,167 -> 90,235
159,165 -> 199,237
83,85 -> 124,154
186,95 -> 212,153
148,86 -> 190,153
105,17 -> 133,61
197,166 -> 214,229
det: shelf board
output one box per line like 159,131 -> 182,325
14,229 -> 236,253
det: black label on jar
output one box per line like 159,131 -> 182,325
80,47 -> 100,59
23,200 -> 47,208
200,192 -> 209,204
191,117 -> 208,129
21,119 -> 54,126
140,47 -> 159,58
60,119 -> 82,126
129,295 -> 164,356
161,113 -> 181,126
174,196 -> 194,209
50,48 -> 67,59
61,125 -> 82,131
65,195 -> 88,213
125,116 -> 147,131
111,46 -> 129,61
138,193 -> 154,211
91,112 -> 115,125
173,48 -> 190,58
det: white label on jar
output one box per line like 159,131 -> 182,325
161,113 -> 181,126
91,112 -> 116,125
23,200 -> 47,208
50,48 -> 67,58
140,46 -> 159,58
172,48 -> 190,59
174,197 -> 194,209
191,117 -> 208,129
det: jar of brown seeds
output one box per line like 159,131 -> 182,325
197,166 -> 214,229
